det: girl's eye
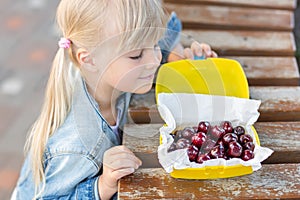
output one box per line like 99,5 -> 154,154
129,50 -> 143,60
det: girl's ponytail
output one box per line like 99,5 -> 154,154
22,0 -> 166,198
25,46 -> 78,197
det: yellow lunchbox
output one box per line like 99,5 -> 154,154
155,58 -> 260,179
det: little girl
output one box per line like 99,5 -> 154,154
12,0 -> 216,199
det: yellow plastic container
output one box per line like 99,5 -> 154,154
155,58 -> 260,179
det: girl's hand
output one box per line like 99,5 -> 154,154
167,41 -> 218,62
185,41 -> 218,59
98,145 -> 142,200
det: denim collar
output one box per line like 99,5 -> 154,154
71,77 -> 121,146
81,78 -> 127,123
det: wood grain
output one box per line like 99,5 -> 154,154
225,57 -> 300,86
181,30 -> 296,56
255,122 -> 300,164
163,0 -> 297,10
123,122 -> 300,166
128,87 -> 300,123
119,164 -> 300,200
165,3 -> 294,31
250,87 -> 300,121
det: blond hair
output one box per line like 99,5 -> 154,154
24,0 -> 166,198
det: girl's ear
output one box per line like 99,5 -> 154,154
76,48 -> 97,72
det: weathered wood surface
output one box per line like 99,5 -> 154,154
164,0 -> 297,10
123,122 -> 300,167
123,124 -> 162,168
118,164 -> 300,200
165,3 -> 294,31
128,87 -> 300,123
250,87 -> 300,122
181,30 -> 296,56
225,56 -> 299,86
121,0 -> 300,198
255,122 -> 300,164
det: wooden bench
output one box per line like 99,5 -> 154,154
181,30 -> 296,56
119,164 -> 300,200
119,123 -> 300,199
120,0 -> 300,199
226,56 -> 299,86
164,3 -> 294,31
122,122 -> 300,168
128,86 -> 300,123
164,0 -> 297,11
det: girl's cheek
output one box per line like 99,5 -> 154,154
116,67 -> 141,86
157,49 -> 162,63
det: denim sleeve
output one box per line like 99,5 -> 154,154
37,154 -> 101,200
158,12 -> 182,64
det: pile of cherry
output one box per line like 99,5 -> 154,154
168,121 -> 255,164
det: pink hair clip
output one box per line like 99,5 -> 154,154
58,38 -> 71,49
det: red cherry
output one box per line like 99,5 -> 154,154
221,121 -> 233,133
239,134 -> 253,145
191,132 -> 206,148
181,127 -> 195,140
176,138 -> 190,149
210,126 -> 226,140
209,145 -> 225,159
233,126 -> 246,136
223,155 -> 229,160
196,153 -> 211,164
216,139 -> 225,148
198,121 -> 210,134
227,141 -> 242,157
241,150 -> 254,161
222,133 -> 238,146
243,141 -> 255,151
201,138 -> 217,153
187,145 -> 199,162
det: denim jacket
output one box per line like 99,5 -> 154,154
158,12 -> 182,64
13,77 -> 131,200
12,12 -> 181,200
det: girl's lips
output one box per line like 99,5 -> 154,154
138,74 -> 155,80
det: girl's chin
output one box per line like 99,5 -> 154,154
131,83 -> 153,94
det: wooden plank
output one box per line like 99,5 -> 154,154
119,164 -> 300,200
250,87 -> 300,122
123,122 -> 300,167
164,0 -> 297,10
128,87 -> 300,123
255,122 -> 300,164
123,124 -> 162,168
181,30 -> 296,56
226,56 -> 300,86
128,89 -> 161,124
165,3 -> 294,31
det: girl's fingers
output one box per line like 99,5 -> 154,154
105,158 -> 140,171
104,153 -> 142,169
200,43 -> 212,57
191,41 -> 203,57
183,48 -> 193,59
107,145 -> 133,155
212,51 -> 218,58
105,146 -> 138,160
111,167 -> 135,180
191,41 -> 215,58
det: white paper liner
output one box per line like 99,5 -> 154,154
157,93 -> 274,174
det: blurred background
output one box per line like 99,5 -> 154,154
0,0 -> 59,198
1,0 -> 300,199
